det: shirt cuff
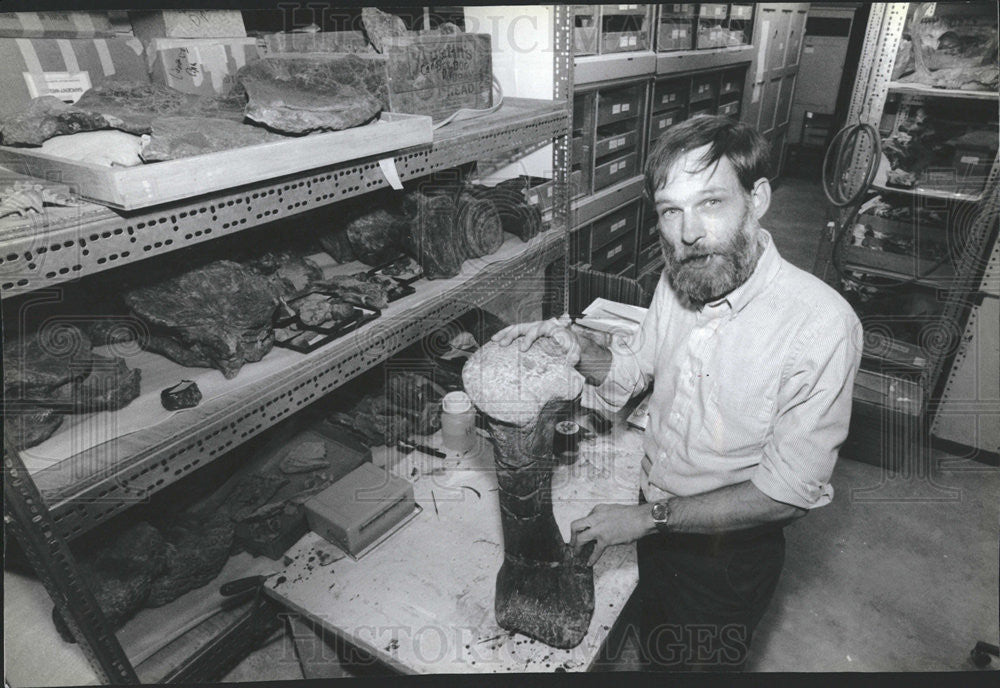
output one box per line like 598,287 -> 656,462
751,456 -> 833,510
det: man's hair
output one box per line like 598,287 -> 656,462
644,115 -> 772,199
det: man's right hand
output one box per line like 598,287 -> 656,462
491,318 -> 581,367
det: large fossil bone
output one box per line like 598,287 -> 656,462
463,337 -> 593,649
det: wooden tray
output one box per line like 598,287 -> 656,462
0,111 -> 432,211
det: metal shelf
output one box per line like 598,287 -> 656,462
0,98 -> 568,299
887,81 -> 1000,101
840,244 -> 956,288
655,45 -> 753,75
574,51 -> 658,85
571,174 -> 646,228
32,230 -> 565,541
871,183 -> 986,204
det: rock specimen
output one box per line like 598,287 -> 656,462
345,208 -> 408,266
52,522 -> 167,642
246,250 -> 324,299
318,228 -> 356,263
4,406 -> 64,450
386,372 -> 446,435
0,97 -> 115,146
280,440 -> 330,474
146,512 -> 235,607
292,294 -> 355,327
235,55 -> 388,134
462,337 -> 592,649
362,7 -> 410,53
456,188 -> 504,258
141,116 -> 285,162
401,191 -> 464,279
0,80 -> 247,146
47,353 -> 142,412
475,182 -> 542,243
0,180 -> 81,219
123,260 -> 278,379
39,130 -> 146,166
316,272 -> 393,310
161,380 -> 202,411
3,324 -> 93,398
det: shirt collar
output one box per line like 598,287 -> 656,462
705,228 -> 782,317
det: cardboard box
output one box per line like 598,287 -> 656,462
0,11 -> 115,38
304,462 -> 416,557
382,34 -> 493,123
128,10 -> 245,44
0,36 -> 147,119
147,36 -> 260,96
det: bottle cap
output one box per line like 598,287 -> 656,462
442,390 -> 472,414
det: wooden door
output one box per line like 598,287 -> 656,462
748,3 -> 810,179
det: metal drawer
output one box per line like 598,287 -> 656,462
591,203 -> 639,251
591,228 -> 637,271
648,109 -> 683,142
652,78 -> 689,112
593,151 -> 638,190
718,100 -> 740,118
690,74 -> 719,104
596,85 -> 642,126
641,216 -> 659,247
594,129 -> 638,160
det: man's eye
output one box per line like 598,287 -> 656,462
662,208 -> 680,216
704,199 -> 721,207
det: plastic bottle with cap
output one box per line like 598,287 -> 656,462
440,390 -> 476,453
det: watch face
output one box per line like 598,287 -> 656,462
652,502 -> 667,521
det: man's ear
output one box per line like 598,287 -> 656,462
750,176 -> 771,220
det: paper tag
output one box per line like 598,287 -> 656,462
609,244 -> 623,258
612,219 -> 626,231
609,138 -> 619,150
620,35 -> 629,47
804,46 -> 815,53
629,35 -> 637,46
622,103 -> 630,112
960,156 -> 979,164
378,156 -> 404,190
22,70 -> 91,103
612,104 -> 621,114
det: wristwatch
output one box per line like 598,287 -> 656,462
650,500 -> 672,533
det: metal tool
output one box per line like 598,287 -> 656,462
219,572 -> 282,597
397,439 -> 447,459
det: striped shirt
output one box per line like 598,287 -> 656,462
582,230 -> 863,510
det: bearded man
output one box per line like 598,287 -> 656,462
491,116 -> 863,671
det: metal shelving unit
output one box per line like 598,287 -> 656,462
811,1 -> 1000,466
2,7 -> 575,684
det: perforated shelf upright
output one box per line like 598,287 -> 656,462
1,7 -> 575,685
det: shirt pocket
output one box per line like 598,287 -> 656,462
699,376 -> 775,457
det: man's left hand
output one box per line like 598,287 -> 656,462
570,503 -> 651,567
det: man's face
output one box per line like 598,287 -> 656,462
653,147 -> 766,306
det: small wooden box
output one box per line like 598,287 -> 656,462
304,463 -> 416,557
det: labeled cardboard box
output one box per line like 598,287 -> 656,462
0,36 -> 147,119
128,10 -> 246,45
0,11 -> 115,38
147,36 -> 260,96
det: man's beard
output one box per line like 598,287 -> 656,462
660,213 -> 763,308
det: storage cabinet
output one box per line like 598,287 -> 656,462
575,79 -> 649,195
573,4 -> 654,56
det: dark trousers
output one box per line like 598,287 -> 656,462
635,494 -> 785,672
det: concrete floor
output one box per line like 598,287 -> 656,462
224,175 -> 1000,677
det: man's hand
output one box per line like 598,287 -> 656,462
491,318 -> 581,367
569,503 -> 652,567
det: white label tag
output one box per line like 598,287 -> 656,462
622,103 -> 630,112
609,245 -> 623,258
960,156 -> 979,164
620,35 -> 629,47
672,29 -> 681,38
659,118 -> 669,129
378,156 -> 404,190
609,138 -> 619,150
629,35 -> 637,46
23,70 -> 91,103
612,219 -> 626,231
612,104 -> 621,114
804,46 -> 815,53
925,3 -> 936,17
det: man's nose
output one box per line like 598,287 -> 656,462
680,211 -> 705,246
